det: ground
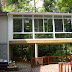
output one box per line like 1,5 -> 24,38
10,62 -> 59,72
0,62 -> 71,72
32,64 -> 59,72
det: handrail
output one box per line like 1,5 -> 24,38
31,55 -> 71,67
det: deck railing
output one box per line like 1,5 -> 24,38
59,62 -> 72,72
31,55 -> 71,67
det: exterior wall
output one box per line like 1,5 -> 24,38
0,16 -> 7,43
0,44 -> 8,60
0,16 -> 8,60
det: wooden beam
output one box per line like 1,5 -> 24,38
9,40 -> 72,45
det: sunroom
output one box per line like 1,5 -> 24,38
8,13 -> 72,41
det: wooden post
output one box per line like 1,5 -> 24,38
59,63 -> 62,72
48,56 -> 49,64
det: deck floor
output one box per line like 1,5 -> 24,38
2,63 -> 71,72
32,64 -> 59,72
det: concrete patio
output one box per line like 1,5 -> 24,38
10,63 -> 59,72
31,64 -> 59,72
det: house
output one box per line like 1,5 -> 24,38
0,12 -> 72,62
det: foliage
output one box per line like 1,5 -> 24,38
44,0 -> 72,13
56,0 -> 72,13
43,0 -> 56,12
11,44 -> 71,62
12,45 -> 32,61
1,0 -> 34,12
38,44 -> 71,57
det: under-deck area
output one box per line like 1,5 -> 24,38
9,41 -> 72,71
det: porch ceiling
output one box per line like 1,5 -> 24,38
9,40 -> 72,45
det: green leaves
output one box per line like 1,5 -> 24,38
6,0 -> 12,4
2,0 -> 32,12
44,0 -> 56,12
44,0 -> 72,13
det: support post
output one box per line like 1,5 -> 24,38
35,43 -> 38,65
35,43 -> 38,58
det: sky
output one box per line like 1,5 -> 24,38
30,0 -> 44,8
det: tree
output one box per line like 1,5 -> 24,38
56,0 -> 72,13
2,0 -> 33,12
43,0 -> 56,12
43,0 -> 72,13
0,0 -> 2,12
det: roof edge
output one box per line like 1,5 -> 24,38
8,12 -> 72,16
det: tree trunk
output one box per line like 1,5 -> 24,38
60,45 -> 62,56
65,44 -> 67,61
0,0 -> 2,12
34,0 -> 36,12
21,45 -> 23,59
15,0 -> 18,12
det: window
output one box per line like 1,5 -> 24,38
54,19 -> 63,32
13,15 -> 33,39
13,34 -> 33,39
55,33 -> 72,38
24,19 -> 32,32
13,19 -> 22,32
13,15 -> 72,39
35,34 -> 53,38
64,19 -> 72,32
34,19 -> 43,32
44,19 -> 53,32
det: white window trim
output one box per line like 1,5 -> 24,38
12,15 -> 72,40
